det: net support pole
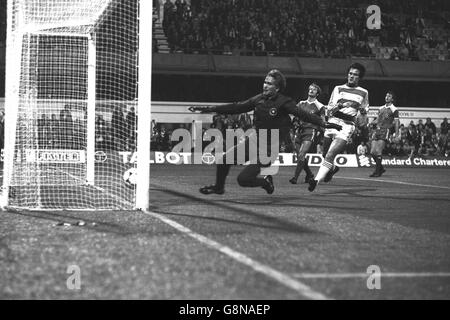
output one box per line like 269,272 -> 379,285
1,0 -> 21,208
135,0 -> 151,210
86,34 -> 96,185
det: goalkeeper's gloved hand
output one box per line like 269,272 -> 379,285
324,122 -> 343,131
188,106 -> 215,113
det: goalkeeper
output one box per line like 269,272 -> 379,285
189,69 -> 342,195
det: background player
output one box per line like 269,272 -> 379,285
369,91 -> 400,177
289,83 -> 325,185
189,69 -> 342,195
308,62 -> 369,192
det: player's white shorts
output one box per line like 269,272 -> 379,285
324,117 -> 355,142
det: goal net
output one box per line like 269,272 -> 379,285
2,0 -> 151,210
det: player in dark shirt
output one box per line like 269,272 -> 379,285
369,91 -> 399,177
289,83 -> 325,185
189,69 -> 342,195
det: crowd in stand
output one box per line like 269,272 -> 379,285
149,113 -> 450,158
376,117 -> 449,158
35,105 -> 138,152
351,116 -> 449,158
158,0 -> 450,61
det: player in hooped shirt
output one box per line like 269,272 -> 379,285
369,91 -> 399,177
308,63 -> 369,192
289,83 -> 325,185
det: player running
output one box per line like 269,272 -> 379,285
289,83 -> 325,185
189,69 -> 342,195
308,63 -> 369,192
369,91 -> 400,177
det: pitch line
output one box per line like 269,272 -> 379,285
336,176 -> 450,190
293,272 -> 450,279
56,168 -> 134,209
143,209 -> 331,300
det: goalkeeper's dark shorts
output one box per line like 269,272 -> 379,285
295,128 -> 317,145
372,128 -> 390,141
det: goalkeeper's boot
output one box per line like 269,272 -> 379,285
370,167 -> 385,177
308,179 -> 318,192
199,184 -> 225,195
289,177 -> 298,184
262,175 -> 274,194
324,166 -> 339,183
304,173 -> 314,184
369,170 -> 380,177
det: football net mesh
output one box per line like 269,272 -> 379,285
4,0 -> 141,210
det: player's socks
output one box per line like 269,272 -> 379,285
324,166 -> 339,182
215,164 -> 231,190
293,159 -> 306,181
370,155 -> 383,177
304,173 -> 314,183
378,156 -> 386,175
315,161 -> 333,183
303,160 -> 313,182
262,175 -> 274,194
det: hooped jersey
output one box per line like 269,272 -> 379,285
328,84 -> 369,118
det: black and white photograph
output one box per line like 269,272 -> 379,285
0,0 -> 449,308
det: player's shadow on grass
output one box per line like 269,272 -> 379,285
150,187 -> 330,235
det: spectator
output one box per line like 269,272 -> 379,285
403,141 -> 415,158
37,114 -> 48,149
95,114 -> 108,150
0,111 -> 4,151
439,117 -> 448,156
126,106 -> 137,151
163,0 -> 175,36
60,104 -> 73,148
425,117 -> 437,135
357,140 -> 369,156
50,114 -> 60,148
111,105 -> 125,150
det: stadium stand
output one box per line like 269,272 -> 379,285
153,0 -> 450,61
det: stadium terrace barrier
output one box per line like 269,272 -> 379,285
152,53 -> 450,81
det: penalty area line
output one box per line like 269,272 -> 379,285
142,209 -> 331,300
335,176 -> 450,190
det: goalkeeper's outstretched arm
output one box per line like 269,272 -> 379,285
189,95 -> 259,115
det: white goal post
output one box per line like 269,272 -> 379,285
1,0 -> 151,210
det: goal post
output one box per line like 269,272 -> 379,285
135,0 -> 151,211
1,0 -> 151,210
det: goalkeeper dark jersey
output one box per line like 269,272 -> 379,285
210,93 -> 325,144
